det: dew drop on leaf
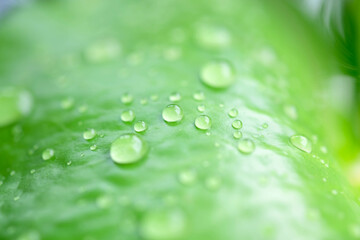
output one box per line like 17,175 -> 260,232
90,145 -> 97,151
238,139 -> 255,154
134,120 -> 147,133
233,131 -> 243,139
178,169 -> 197,186
110,134 -> 148,164
228,108 -> 238,118
290,135 -> 312,153
193,91 -> 205,101
121,93 -> 133,104
200,60 -> 235,89
83,129 -> 96,140
197,105 -> 205,112
195,115 -> 211,130
169,92 -> 181,102
42,148 -> 55,161
162,104 -> 184,123
232,120 -> 243,129
121,110 -> 135,123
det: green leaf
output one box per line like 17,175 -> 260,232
0,0 -> 359,239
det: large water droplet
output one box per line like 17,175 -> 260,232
232,120 -> 243,129
0,88 -> 33,127
238,139 -> 255,154
83,129 -> 96,140
110,134 -> 148,164
200,60 -> 235,89
134,120 -> 148,133
121,110 -> 135,123
290,135 -> 312,153
228,108 -> 238,118
42,148 -> 55,160
195,115 -> 211,130
169,92 -> 181,102
141,208 -> 186,240
162,104 -> 183,123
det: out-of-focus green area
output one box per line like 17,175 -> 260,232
0,0 -> 359,239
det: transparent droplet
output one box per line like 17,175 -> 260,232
84,39 -> 121,63
121,93 -> 133,104
42,148 -> 55,161
195,115 -> 211,130
233,131 -> 242,139
232,120 -> 243,129
96,195 -> 113,209
110,134 -> 148,164
228,108 -> 238,118
140,208 -> 186,240
30,169 -> 36,174
90,145 -> 97,151
67,161 -> 72,166
0,88 -> 33,127
14,196 -> 20,201
197,105 -> 205,112
178,169 -> 197,186
193,91 -> 205,101
83,129 -> 96,140
331,189 -> 338,195
169,92 -> 181,102
162,104 -> 184,123
134,120 -> 147,133
262,123 -> 269,129
320,146 -> 328,154
290,135 -> 312,153
205,176 -> 221,191
238,139 -> 255,154
61,97 -> 74,110
10,170 -> 15,176
121,110 -> 135,123
200,60 -> 235,88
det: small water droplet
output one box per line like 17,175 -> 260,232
228,108 -> 238,118
90,145 -> 97,151
320,146 -> 328,154
121,93 -> 133,105
0,181 -> 3,186
290,135 -> 312,153
61,97 -> 74,110
134,120 -> 148,133
78,105 -> 88,113
14,196 -> 20,201
84,39 -> 121,63
30,169 -> 36,174
284,105 -> 298,120
162,104 -> 184,123
219,103 -> 224,108
232,120 -> 243,129
83,129 -> 96,140
205,176 -> 221,191
331,189 -> 338,195
238,139 -> 255,154
178,169 -> 197,186
140,208 -> 186,240
233,131 -> 242,139
163,47 -> 182,61
121,110 -> 135,123
42,149 -> 54,161
0,88 -> 33,127
140,98 -> 148,105
195,24 -> 231,48
110,134 -> 148,164
193,91 -> 205,101
322,178 -> 327,182
10,170 -> 15,176
150,94 -> 159,101
96,195 -> 113,209
197,105 -> 205,112
195,115 -> 211,130
262,123 -> 269,129
200,60 -> 235,89
169,92 -> 181,102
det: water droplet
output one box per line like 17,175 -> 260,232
140,208 -> 186,240
205,176 -> 221,191
232,120 -> 243,129
262,123 -> 269,129
233,131 -> 242,139
84,39 -> 121,63
30,169 -> 36,174
238,139 -> 255,154
80,153 -> 85,157
90,145 -> 97,151
0,88 -> 33,127
195,24 -> 231,48
162,104 -> 184,123
42,148 -> 54,160
169,92 -> 181,102
322,178 -> 327,182
331,189 -> 338,195
61,97 -> 74,110
320,146 -> 328,154
290,135 -> 312,153
121,110 -> 135,123
0,181 -> 3,186
67,161 -> 72,166
163,47 -> 182,61
134,120 -> 148,133
193,91 -> 205,101
200,60 -> 235,89
83,129 -> 96,140
96,195 -> 113,209
197,105 -> 205,112
10,170 -> 15,176
150,94 -> 159,101
110,134 -> 148,164
14,196 -> 20,201
78,105 -> 88,113
121,93 -> 133,105
178,169 -> 197,186
228,108 -> 238,118
140,98 -> 148,105
195,115 -> 211,130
